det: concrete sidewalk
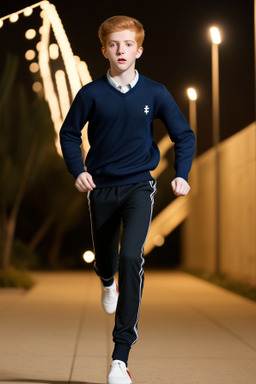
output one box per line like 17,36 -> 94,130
0,270 -> 256,384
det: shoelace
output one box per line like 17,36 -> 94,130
111,361 -> 124,371
104,286 -> 115,302
111,360 -> 131,378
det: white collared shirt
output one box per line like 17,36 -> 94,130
107,69 -> 139,93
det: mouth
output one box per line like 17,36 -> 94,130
118,58 -> 127,63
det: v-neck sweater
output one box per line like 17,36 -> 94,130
60,74 -> 195,187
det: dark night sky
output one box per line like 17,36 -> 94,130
0,0 -> 254,154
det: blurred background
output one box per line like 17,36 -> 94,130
0,1 -> 255,286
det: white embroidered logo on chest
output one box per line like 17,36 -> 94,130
144,105 -> 150,115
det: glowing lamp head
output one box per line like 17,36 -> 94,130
210,27 -> 221,44
187,88 -> 197,101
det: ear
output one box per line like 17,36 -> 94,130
101,46 -> 108,59
136,47 -> 143,59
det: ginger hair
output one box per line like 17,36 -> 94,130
98,15 -> 145,48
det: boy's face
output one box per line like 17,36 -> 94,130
102,30 -> 143,76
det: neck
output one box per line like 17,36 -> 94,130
109,66 -> 136,86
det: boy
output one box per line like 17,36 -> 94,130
60,15 -> 195,384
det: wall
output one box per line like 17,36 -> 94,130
181,122 -> 256,285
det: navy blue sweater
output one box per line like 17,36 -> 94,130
60,74 -> 195,187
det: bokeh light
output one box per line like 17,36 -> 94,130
9,13 -> 19,23
25,49 -> 36,60
24,7 -> 33,17
25,29 -> 36,40
32,81 -> 42,92
49,43 -> 59,60
29,62 -> 39,73
83,251 -> 95,264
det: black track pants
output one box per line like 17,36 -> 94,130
87,180 -> 157,363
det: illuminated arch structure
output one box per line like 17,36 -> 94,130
1,1 -> 91,156
0,1 -> 191,255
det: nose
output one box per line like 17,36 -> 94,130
117,43 -> 125,55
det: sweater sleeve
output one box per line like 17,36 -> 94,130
156,86 -> 195,181
59,90 -> 91,179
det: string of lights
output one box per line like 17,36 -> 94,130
0,0 -> 92,156
0,2 -> 43,25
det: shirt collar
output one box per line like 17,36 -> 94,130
107,69 -> 139,92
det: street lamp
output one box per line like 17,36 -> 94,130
210,26 -> 221,275
187,87 -> 198,141
187,87 -> 198,193
210,26 -> 221,146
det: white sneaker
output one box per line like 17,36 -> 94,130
101,280 -> 118,314
108,360 -> 132,384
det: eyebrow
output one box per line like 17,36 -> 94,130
108,39 -> 136,43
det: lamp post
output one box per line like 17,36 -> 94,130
210,27 -> 221,147
187,87 -> 198,193
210,26 -> 221,275
187,87 -> 198,146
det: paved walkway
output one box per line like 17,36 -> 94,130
0,270 -> 256,384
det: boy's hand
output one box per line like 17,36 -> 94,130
75,172 -> 96,192
171,177 -> 190,196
